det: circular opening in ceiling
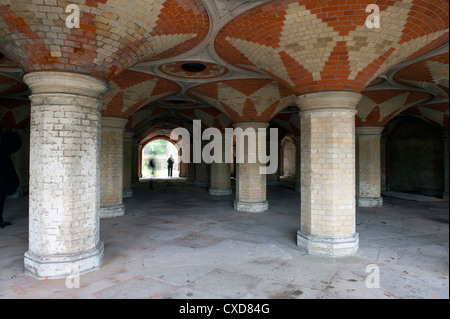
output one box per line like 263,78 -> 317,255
181,63 -> 206,73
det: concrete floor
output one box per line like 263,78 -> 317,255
0,179 -> 448,299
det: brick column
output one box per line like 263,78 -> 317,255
123,131 -> 134,199
296,91 -> 361,257
266,140 -> 281,186
195,140 -> 210,187
295,136 -> 301,193
23,71 -> 108,279
100,117 -> 127,218
356,126 -> 384,207
209,135 -> 232,195
234,122 -> 269,213
131,137 -> 139,186
442,131 -> 449,200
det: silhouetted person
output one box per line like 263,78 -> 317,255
148,158 -> 155,189
0,130 -> 21,229
167,155 -> 174,177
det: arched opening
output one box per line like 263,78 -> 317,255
141,138 -> 180,178
386,117 -> 445,198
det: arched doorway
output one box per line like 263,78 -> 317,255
141,138 -> 180,178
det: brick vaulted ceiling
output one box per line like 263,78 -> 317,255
0,0 -> 448,139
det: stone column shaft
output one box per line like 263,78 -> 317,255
296,91 -> 361,257
356,126 -> 384,207
23,71 -> 108,279
123,131 -> 134,198
209,135 -> 232,195
295,136 -> 301,193
234,122 -> 269,213
195,140 -> 210,187
100,116 -> 127,218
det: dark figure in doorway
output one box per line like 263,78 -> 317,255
148,158 -> 155,190
0,130 -> 21,229
167,155 -> 174,177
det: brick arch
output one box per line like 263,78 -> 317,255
186,79 -> 296,122
0,0 -> 209,80
215,0 -> 449,95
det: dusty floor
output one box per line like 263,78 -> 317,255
0,179 -> 448,299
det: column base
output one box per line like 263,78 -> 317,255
443,192 -> 449,200
297,231 -> 359,257
209,188 -> 232,196
234,201 -> 268,213
357,196 -> 383,208
195,181 -> 210,187
100,203 -> 125,218
24,242 -> 104,280
123,189 -> 133,199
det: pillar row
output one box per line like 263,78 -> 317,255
356,126 -> 384,207
123,131 -> 134,199
296,91 -> 361,257
234,121 -> 269,213
23,71 -> 108,280
100,117 -> 128,218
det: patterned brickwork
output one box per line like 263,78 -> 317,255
176,107 -> 233,131
215,0 -> 449,95
126,105 -> 171,132
187,79 -> 296,122
393,52 -> 449,99
0,0 -> 209,80
0,74 -> 27,95
0,98 -> 29,128
403,102 -> 449,129
103,70 -> 180,118
356,89 -> 433,126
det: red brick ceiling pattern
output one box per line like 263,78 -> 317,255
403,101 -> 449,129
393,52 -> 449,99
0,0 -> 209,80
215,0 -> 449,95
103,70 -> 180,118
356,89 -> 434,126
187,79 -> 296,122
176,107 -> 233,131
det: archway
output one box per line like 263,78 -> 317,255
141,137 -> 180,178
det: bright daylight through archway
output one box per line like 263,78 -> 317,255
142,140 -> 179,178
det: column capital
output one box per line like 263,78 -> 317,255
101,116 -> 128,132
356,126 -> 385,137
296,91 -> 362,113
23,71 -> 109,99
124,131 -> 135,141
441,130 -> 449,140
